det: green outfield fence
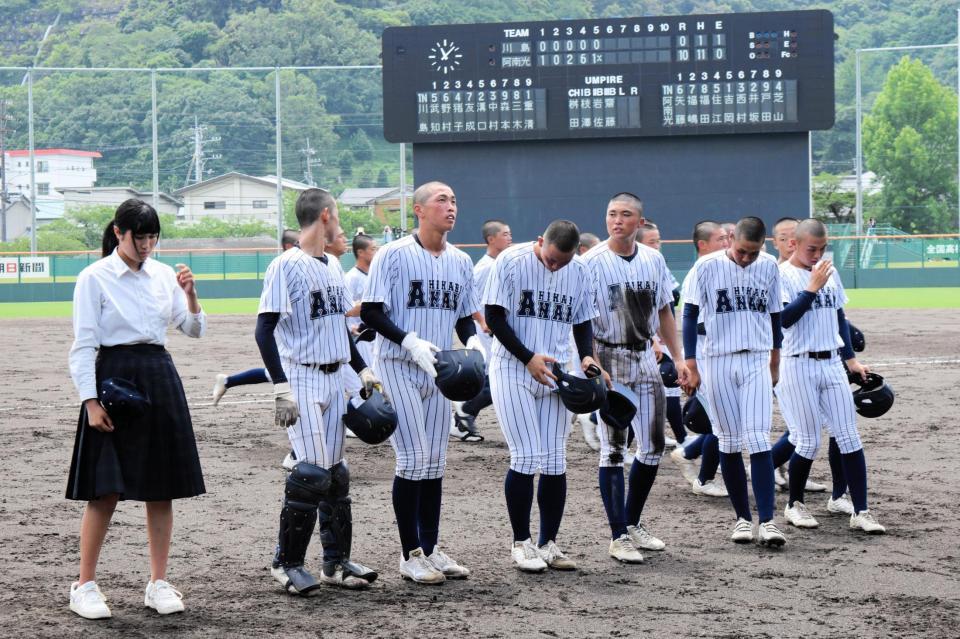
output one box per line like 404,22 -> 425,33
1,233 -> 958,303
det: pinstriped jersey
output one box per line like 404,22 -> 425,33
779,261 -> 848,355
343,265 -> 368,331
363,234 -> 478,360
473,253 -> 495,295
259,247 -> 350,365
683,250 -> 782,356
582,240 -> 673,343
483,242 -> 597,363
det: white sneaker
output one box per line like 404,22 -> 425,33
773,467 -> 787,490
345,428 -> 358,439
627,523 -> 665,551
320,565 -> 370,589
281,451 -> 297,471
609,535 -> 644,563
758,521 -> 787,547
538,541 -> 577,570
511,539 -> 548,573
827,494 -> 855,516
399,548 -> 445,584
731,518 -> 754,544
212,373 -> 228,406
784,502 -> 820,528
144,579 -> 185,615
426,548 -> 470,579
850,510 -> 886,534
692,478 -> 728,498
669,446 -> 697,485
69,581 -> 111,619
784,471 -> 828,493
579,414 -> 600,451
664,435 -> 678,448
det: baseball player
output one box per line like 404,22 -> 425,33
583,194 -> 687,564
257,189 -> 381,594
669,221 -> 728,498
682,216 -> 786,546
484,220 -> 599,572
341,233 -> 379,404
450,219 -> 513,442
777,219 -> 885,533
359,181 -> 479,584
574,233 -> 603,450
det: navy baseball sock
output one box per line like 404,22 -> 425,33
698,434 -> 720,483
598,466 -> 627,539
719,452 -> 751,521
749,451 -> 776,523
828,438 -> 848,499
537,473 -> 567,546
666,397 -> 686,443
683,434 -> 705,460
771,431 -> 795,468
504,469 -> 534,542
841,449 -> 869,513
226,367 -> 269,388
787,453 -> 814,507
625,459 -> 659,526
418,477 -> 443,556
462,376 -> 491,416
392,476 -> 421,559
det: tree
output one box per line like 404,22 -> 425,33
812,173 -> 857,225
338,150 -> 354,178
862,57 -> 958,233
376,167 -> 389,187
349,130 -> 374,162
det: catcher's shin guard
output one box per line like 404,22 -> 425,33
318,462 -> 378,584
275,462 -> 331,595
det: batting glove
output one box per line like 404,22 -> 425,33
401,331 -> 439,378
273,382 -> 299,428
358,367 -> 382,397
465,335 -> 485,361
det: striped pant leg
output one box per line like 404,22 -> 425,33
287,365 -> 345,468
491,358 -> 543,475
376,358 -> 430,480
538,380 -> 572,476
597,344 -> 635,467
342,366 -> 362,400
740,351 -> 774,455
821,359 -> 862,454
631,350 -> 666,466
420,376 -> 452,480
778,357 -> 824,460
700,354 -> 744,454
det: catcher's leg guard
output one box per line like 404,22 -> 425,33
318,462 -> 378,586
275,462 -> 331,595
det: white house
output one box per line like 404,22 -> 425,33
3,148 -> 101,200
173,172 -> 314,224
58,186 -> 183,217
2,195 -> 65,240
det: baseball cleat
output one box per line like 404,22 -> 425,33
669,446 -> 697,485
345,428 -> 358,439
450,403 -> 483,442
69,581 -> 111,620
758,521 -> 787,547
773,467 -> 788,490
281,451 -> 297,472
272,565 -> 322,596
426,548 -> 470,579
784,471 -> 828,493
827,494 -> 855,516
579,414 -> 601,451
692,478 -> 728,498
609,535 -> 644,564
144,579 -> 185,615
784,502 -> 820,529
627,523 -> 665,551
512,539 -> 548,573
399,548 -> 445,584
731,518 -> 754,544
212,373 -> 228,406
849,510 -> 886,534
320,565 -> 370,589
664,435 -> 678,448
538,541 -> 577,570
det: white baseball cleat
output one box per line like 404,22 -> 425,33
538,541 -> 577,570
426,547 -> 470,579
579,414 -> 600,451
664,435 -> 678,448
399,548 -> 445,584
827,494 -> 855,516
212,373 -> 228,406
784,502 -> 820,528
758,521 -> 787,547
692,478 -> 728,498
511,539 -> 548,573
345,428 -> 358,439
669,446 -> 697,485
850,510 -> 886,534
773,467 -> 788,490
144,579 -> 185,615
627,523 -> 665,551
609,535 -> 644,563
784,471 -> 828,493
281,451 -> 297,471
320,566 -> 370,590
69,581 -> 111,620
731,518 -> 754,544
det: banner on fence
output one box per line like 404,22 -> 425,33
0,257 -> 51,279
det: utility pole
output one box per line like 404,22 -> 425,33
299,137 -> 321,186
0,99 -> 13,242
185,116 -> 220,186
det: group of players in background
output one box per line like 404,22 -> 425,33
219,182 -> 886,595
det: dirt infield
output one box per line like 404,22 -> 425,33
1,310 -> 958,638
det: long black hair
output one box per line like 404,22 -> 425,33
101,199 -> 162,257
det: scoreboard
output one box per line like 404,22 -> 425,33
382,10 -> 834,143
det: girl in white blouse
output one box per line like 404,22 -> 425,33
66,199 -> 206,620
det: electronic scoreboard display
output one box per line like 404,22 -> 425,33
382,10 -> 834,143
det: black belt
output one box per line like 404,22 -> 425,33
790,350 -> 839,360
302,362 -> 341,373
597,339 -> 647,352
697,322 -> 706,336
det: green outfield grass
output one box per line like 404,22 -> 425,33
1,288 -> 958,318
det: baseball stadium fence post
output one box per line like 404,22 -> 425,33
27,69 -> 36,255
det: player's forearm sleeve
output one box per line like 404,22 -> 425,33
837,309 -> 855,360
771,312 -> 783,349
255,312 -> 287,384
780,290 -> 815,328
682,303 -> 699,358
572,320 -> 594,362
455,315 -> 477,344
347,325 -> 367,373
485,304 -> 535,365
359,302 -> 407,345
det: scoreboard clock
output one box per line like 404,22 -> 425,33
382,10 -> 834,143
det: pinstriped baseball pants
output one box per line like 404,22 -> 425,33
285,362 -> 347,469
699,351 -> 773,455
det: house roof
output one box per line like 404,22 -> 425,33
5,148 -> 102,158
56,186 -> 184,207
9,195 -> 65,220
340,187 -> 412,206
173,171 -> 319,196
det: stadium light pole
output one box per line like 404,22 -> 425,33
275,68 -> 284,250
27,69 -> 36,255
151,70 -> 159,210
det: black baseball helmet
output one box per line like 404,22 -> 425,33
848,371 -> 894,418
343,388 -> 398,444
682,395 -> 712,435
659,353 -> 679,388
99,377 -> 151,421
598,382 -> 639,431
848,322 -> 865,353
434,349 -> 486,401
551,362 -> 607,414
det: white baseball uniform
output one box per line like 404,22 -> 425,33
363,235 -> 478,480
342,264 -> 371,398
484,242 -> 597,475
259,248 -> 351,468
471,253 -> 495,363
684,250 -> 782,455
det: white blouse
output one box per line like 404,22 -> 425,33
69,249 -> 206,402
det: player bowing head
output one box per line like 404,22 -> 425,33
414,181 -> 457,233
790,219 -> 829,267
537,220 -> 581,272
729,216 -> 767,268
